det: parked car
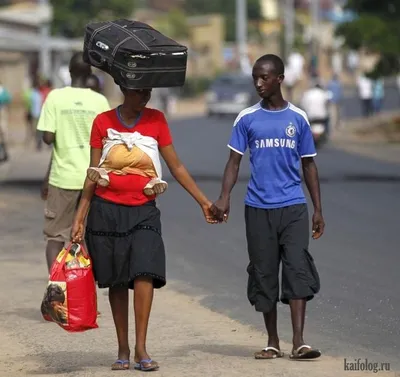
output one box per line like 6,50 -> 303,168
205,73 -> 259,117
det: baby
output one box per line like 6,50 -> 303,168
87,129 -> 168,196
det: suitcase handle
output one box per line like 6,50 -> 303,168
87,50 -> 108,68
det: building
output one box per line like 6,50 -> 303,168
0,1 -> 81,102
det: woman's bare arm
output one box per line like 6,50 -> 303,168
73,148 -> 101,223
159,144 -> 210,208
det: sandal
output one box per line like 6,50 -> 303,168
111,359 -> 130,370
254,346 -> 284,359
134,358 -> 159,372
290,345 -> 321,360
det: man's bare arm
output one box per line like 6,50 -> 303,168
211,150 -> 243,221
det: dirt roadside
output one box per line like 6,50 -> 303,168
328,110 -> 400,165
0,190 -> 397,377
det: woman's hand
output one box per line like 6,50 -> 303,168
71,219 -> 84,243
201,201 -> 219,224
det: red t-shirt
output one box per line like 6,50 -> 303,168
90,107 -> 172,206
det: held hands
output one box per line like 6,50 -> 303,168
201,201 -> 219,224
201,197 -> 229,224
209,196 -> 230,223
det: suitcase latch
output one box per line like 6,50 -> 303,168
96,41 -> 109,51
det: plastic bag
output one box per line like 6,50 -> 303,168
40,242 -> 98,332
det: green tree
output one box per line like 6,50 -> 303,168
154,8 -> 189,39
184,0 -> 262,41
52,0 -> 135,38
335,0 -> 400,77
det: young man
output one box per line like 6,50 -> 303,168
37,52 -> 110,271
212,54 -> 325,360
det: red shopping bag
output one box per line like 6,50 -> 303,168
40,242 -> 98,332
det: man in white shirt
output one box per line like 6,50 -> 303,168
284,52 -> 305,102
300,82 -> 331,132
357,74 -> 373,117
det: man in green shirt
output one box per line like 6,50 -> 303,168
37,52 -> 110,271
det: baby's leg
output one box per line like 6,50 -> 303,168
87,167 -> 110,187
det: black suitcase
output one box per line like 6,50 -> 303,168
83,19 -> 188,89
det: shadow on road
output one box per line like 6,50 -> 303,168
319,174 -> 400,183
22,351 -> 112,375
1,307 -> 45,323
1,180 -> 43,188
171,343 -> 261,358
1,173 -> 400,194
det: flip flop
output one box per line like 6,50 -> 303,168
111,359 -> 130,370
134,358 -> 159,372
290,345 -> 321,360
254,346 -> 284,359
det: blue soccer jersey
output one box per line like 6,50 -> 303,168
228,102 -> 317,209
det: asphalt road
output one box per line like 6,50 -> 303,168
155,111 -> 400,369
1,87 -> 399,371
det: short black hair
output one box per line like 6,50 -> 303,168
255,54 -> 285,75
69,51 -> 92,79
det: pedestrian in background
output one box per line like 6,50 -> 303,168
0,81 -> 11,163
327,74 -> 343,129
37,52 -> 110,272
372,78 -> 384,114
30,76 -> 44,151
357,73 -> 373,117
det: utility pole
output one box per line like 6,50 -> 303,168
236,0 -> 251,74
283,0 -> 295,63
310,0 -> 320,74
38,0 -> 51,80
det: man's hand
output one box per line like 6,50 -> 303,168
71,219 -> 84,243
201,201 -> 219,224
312,211 -> 325,239
211,196 -> 230,223
41,180 -> 49,201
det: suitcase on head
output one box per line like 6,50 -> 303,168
83,19 -> 188,89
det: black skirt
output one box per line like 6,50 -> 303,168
85,196 -> 166,289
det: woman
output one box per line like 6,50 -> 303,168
71,85 -> 217,371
